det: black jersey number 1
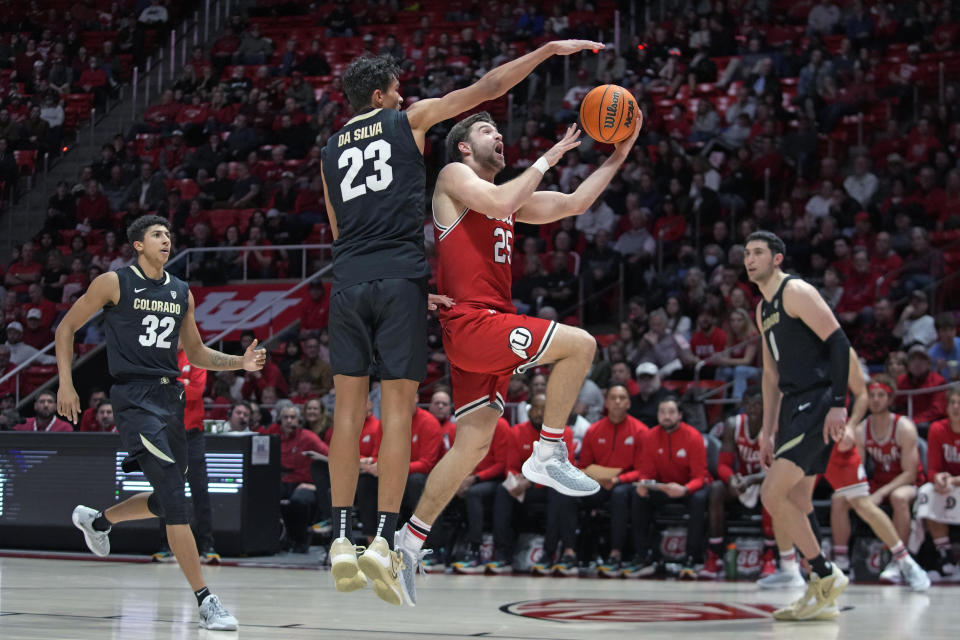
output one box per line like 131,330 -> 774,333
338,139 -> 393,202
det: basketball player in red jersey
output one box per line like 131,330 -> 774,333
391,113 -> 641,585
830,372 -> 926,586
764,350 -> 929,603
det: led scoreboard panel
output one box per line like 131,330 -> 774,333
0,433 -> 280,555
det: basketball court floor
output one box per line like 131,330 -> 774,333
1,555 -> 957,639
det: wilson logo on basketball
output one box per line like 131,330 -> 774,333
603,91 -> 620,128
500,599 -> 777,623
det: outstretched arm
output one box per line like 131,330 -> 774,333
56,272 -> 121,423
406,40 -> 603,135
435,125 -> 582,221
180,291 -> 266,371
517,121 -> 641,224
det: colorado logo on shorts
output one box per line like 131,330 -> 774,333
509,327 -> 533,359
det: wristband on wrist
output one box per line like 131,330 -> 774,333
532,156 -> 550,175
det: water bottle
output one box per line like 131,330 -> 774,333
724,543 -> 738,581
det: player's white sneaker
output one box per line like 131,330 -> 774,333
756,566 -> 806,589
198,594 -> 238,631
901,556 -> 931,592
879,560 -> 902,584
72,505 -> 110,557
521,441 -> 600,497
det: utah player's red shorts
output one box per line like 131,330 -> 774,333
824,444 -> 870,499
440,307 -> 557,419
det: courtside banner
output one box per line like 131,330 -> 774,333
192,283 -> 309,340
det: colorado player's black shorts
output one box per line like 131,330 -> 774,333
775,385 -> 834,475
112,378 -> 192,524
329,277 -> 428,381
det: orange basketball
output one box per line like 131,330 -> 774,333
578,84 -> 642,144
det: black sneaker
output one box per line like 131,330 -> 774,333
597,555 -> 622,577
623,551 -> 657,578
452,545 -> 486,574
552,553 -> 579,577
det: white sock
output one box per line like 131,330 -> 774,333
780,548 -> 798,574
536,425 -> 565,460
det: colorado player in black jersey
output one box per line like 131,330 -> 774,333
54,215 -> 266,631
746,230 -> 850,621
321,41 -> 604,607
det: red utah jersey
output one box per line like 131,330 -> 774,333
435,207 -> 516,313
927,419 -> 960,477
863,414 -> 905,486
178,350 -> 207,431
734,414 -> 764,476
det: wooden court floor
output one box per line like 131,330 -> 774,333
0,556 -> 956,639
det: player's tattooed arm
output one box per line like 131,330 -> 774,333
180,291 -> 267,371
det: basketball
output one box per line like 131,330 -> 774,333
578,84 -> 642,144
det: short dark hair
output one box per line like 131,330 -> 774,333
95,398 -> 112,410
36,390 -> 56,402
658,395 -> 681,411
611,360 -> 634,380
607,382 -> 631,396
342,55 -> 399,112
745,230 -> 786,258
445,112 -> 496,163
127,214 -> 170,245
935,312 -> 957,330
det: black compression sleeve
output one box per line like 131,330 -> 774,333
825,328 -> 850,407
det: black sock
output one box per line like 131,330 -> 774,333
92,511 -> 112,532
194,586 -> 211,607
808,554 -> 833,579
807,510 -> 824,544
376,511 -> 399,549
332,506 -> 353,542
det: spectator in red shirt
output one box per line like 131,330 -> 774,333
904,118 -> 941,170
836,247 -> 882,326
610,361 -> 640,396
299,280 -> 329,339
896,345 -> 947,429
240,349 -> 288,400
628,396 -> 709,576
0,345 -> 16,398
25,283 -> 56,330
870,231 -> 902,276
76,180 -> 111,229
921,388 -> 960,574
430,390 -> 455,442
13,390 -> 73,431
5,242 -> 43,296
88,399 -> 116,432
448,416 -> 511,573
21,308 -> 50,348
79,388 -> 108,431
911,166 -> 947,222
488,394 -> 578,574
689,310 -> 727,376
579,384 -> 648,576
276,403 -> 326,552
400,403 -> 444,509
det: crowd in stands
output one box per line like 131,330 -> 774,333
2,0 -> 960,574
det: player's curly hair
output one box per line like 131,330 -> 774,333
126,214 -> 170,245
343,55 -> 400,113
445,112 -> 496,163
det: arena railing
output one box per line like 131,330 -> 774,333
180,244 -> 332,282
0,244 -> 332,406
